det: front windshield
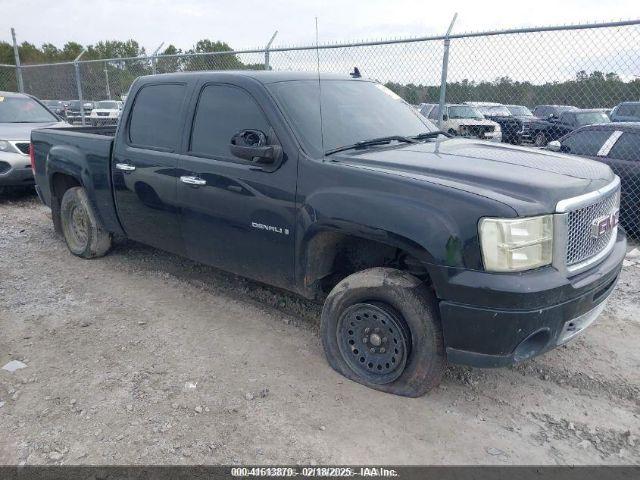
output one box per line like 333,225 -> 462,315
268,80 -> 437,157
96,101 -> 119,109
575,112 -> 611,126
0,95 -> 59,123
506,105 -> 533,116
478,105 -> 511,116
448,105 -> 484,120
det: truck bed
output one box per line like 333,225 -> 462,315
31,125 -> 123,235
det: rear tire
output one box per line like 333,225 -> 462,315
60,186 -> 111,258
320,267 -> 445,397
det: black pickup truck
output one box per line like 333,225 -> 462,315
31,71 -> 626,397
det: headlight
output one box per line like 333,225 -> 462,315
0,140 -> 18,153
479,215 -> 553,272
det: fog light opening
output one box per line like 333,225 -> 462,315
513,329 -> 551,362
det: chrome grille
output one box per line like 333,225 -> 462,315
566,188 -> 620,266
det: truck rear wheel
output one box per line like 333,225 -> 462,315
60,186 -> 111,258
320,268 -> 445,397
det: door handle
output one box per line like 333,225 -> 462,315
115,163 -> 136,171
180,175 -> 207,186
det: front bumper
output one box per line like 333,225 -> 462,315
0,152 -> 34,186
436,230 -> 626,367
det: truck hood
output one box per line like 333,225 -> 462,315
335,138 -> 614,216
1,121 -> 68,141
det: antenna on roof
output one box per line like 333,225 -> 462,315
350,67 -> 361,78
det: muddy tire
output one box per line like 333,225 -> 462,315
60,186 -> 111,258
320,267 -> 445,397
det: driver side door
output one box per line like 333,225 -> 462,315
176,82 -> 298,289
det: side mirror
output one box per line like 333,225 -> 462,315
442,114 -> 448,121
547,140 -> 562,152
229,129 -> 282,164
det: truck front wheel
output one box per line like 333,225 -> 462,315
60,186 -> 111,258
320,268 -> 445,397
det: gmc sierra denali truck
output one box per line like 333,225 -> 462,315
31,71 -> 626,397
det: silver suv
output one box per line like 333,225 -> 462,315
0,91 -> 67,193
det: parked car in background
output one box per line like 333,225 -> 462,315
0,91 -> 67,194
88,100 -> 123,126
417,103 -> 437,118
466,102 -> 536,144
533,109 -> 611,147
610,102 -> 640,122
427,103 -> 501,142
533,104 -> 578,120
65,100 -> 96,124
42,100 -> 67,118
547,123 -> 640,236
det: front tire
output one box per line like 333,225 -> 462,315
320,268 -> 445,397
60,186 -> 111,258
534,131 -> 547,147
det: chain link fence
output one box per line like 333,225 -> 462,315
1,19 -> 639,234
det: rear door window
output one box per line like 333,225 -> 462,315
128,83 -> 187,151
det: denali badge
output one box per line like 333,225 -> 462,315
251,222 -> 290,235
591,210 -> 619,238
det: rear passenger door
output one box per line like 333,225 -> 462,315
176,82 -> 298,289
112,82 -> 191,254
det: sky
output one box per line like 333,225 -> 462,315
2,0 -> 639,52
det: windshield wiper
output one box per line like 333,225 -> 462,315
411,131 -> 450,140
325,135 -> 416,156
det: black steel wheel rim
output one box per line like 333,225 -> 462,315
336,302 -> 411,385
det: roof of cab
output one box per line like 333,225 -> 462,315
137,70 -> 366,84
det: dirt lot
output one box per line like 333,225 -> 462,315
1,191 -> 639,465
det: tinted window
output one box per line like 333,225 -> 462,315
128,83 -> 186,150
608,132 -> 640,161
559,112 -> 574,124
190,84 -> 270,158
561,130 -> 612,156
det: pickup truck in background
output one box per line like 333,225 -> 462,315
425,103 -> 502,142
31,71 -> 626,397
531,109 -> 611,147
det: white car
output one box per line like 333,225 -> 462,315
88,100 -> 123,126
427,104 -> 501,142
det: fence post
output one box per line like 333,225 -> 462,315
151,42 -> 165,75
10,28 -> 24,93
74,49 -> 87,125
264,30 -> 278,70
437,13 -> 457,130
104,62 -> 111,100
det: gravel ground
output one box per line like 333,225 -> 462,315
1,191 -> 639,465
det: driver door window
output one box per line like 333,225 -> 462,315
189,84 -> 271,161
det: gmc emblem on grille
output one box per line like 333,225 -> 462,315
591,210 -> 619,238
